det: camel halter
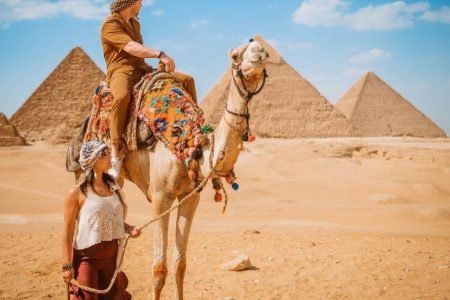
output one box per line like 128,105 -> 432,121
228,39 -> 268,141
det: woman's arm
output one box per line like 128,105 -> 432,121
61,187 -> 81,283
124,222 -> 142,238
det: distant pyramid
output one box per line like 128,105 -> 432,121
336,72 -> 446,137
0,113 -> 26,146
10,47 -> 105,143
201,35 -> 359,137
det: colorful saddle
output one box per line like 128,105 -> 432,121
83,72 -> 212,182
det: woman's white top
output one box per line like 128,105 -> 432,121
73,188 -> 126,250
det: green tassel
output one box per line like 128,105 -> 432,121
201,124 -> 214,134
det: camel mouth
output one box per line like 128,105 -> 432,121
241,60 -> 266,78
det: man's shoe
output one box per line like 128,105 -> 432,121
108,157 -> 122,179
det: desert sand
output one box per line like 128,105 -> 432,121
0,137 -> 449,299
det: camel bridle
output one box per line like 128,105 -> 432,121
226,39 -> 268,141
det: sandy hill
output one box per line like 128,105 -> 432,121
10,47 -> 105,144
200,35 -> 359,138
336,72 -> 447,138
0,113 -> 26,146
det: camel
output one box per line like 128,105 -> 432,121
69,39 -> 268,299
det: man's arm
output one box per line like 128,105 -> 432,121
123,41 -> 175,72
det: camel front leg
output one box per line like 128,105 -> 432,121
172,192 -> 200,300
151,192 -> 175,300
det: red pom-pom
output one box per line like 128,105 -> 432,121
214,192 -> 223,202
248,133 -> 256,142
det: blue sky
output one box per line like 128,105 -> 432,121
1,0 -> 449,134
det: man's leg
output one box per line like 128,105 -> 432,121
108,70 -> 145,177
171,71 -> 198,103
109,73 -> 133,163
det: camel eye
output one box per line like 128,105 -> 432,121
231,53 -> 239,60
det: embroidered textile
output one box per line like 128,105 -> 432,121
84,82 -> 114,143
138,78 -> 206,161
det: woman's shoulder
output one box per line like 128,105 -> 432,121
64,185 -> 86,206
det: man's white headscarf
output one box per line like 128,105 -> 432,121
79,140 -> 108,175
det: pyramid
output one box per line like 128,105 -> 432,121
0,113 -> 26,146
201,35 -> 359,138
10,47 -> 105,143
335,72 -> 446,137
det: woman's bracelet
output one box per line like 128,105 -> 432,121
125,223 -> 135,234
62,262 -> 73,272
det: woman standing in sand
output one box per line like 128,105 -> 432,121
61,140 -> 141,299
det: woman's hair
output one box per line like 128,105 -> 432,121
79,172 -> 128,217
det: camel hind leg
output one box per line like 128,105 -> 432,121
172,191 -> 200,300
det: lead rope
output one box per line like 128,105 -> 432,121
70,134 -> 224,294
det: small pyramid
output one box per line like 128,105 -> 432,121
201,35 -> 359,138
10,47 -> 105,143
0,113 -> 26,146
336,72 -> 446,137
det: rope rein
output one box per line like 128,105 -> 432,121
69,133 -> 228,294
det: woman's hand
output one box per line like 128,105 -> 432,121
62,268 -> 73,284
130,226 -> 142,238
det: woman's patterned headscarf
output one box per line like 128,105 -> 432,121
110,0 -> 138,13
79,140 -> 108,175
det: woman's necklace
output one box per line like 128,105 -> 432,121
92,182 -> 113,197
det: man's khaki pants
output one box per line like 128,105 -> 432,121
109,70 -> 197,144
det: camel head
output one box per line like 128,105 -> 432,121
229,39 -> 268,96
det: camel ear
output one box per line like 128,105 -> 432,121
229,48 -> 240,63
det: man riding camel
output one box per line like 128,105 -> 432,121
102,0 -> 197,178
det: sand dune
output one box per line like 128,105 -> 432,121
0,138 -> 449,299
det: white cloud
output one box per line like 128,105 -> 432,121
151,9 -> 164,17
0,0 -> 154,26
0,0 -> 109,26
292,0 -> 350,27
189,19 -> 209,30
292,0 -> 431,31
349,49 -> 391,64
420,6 -> 450,24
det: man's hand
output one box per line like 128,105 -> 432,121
160,52 -> 176,72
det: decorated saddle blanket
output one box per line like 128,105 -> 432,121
83,72 -> 211,181
138,78 -> 207,161
83,81 -> 114,143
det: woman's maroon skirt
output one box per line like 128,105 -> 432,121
70,240 -> 131,300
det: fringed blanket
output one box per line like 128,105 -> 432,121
138,78 -> 206,161
83,82 -> 114,143
83,72 -> 211,182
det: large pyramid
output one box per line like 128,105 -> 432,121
201,35 -> 359,138
10,47 -> 105,143
335,72 -> 446,137
0,113 -> 26,146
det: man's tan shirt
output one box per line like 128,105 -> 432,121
101,13 -> 152,80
